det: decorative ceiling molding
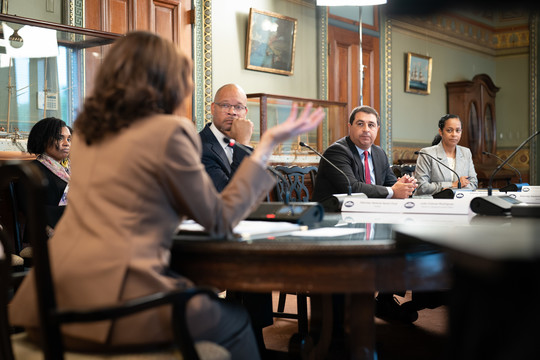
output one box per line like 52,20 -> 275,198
391,14 -> 529,56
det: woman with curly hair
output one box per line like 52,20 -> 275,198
10,31 -> 324,359
26,117 -> 71,229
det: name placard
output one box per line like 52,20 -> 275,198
340,197 -> 472,214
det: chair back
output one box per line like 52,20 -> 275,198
391,164 -> 416,178
0,230 -> 15,360
274,165 -> 318,202
0,180 -> 25,257
0,161 -> 62,359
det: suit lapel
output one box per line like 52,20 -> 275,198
435,143 -> 452,179
202,124 -> 232,173
371,147 -> 385,185
454,146 -> 466,176
346,137 -> 364,182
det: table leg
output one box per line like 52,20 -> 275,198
349,293 -> 376,360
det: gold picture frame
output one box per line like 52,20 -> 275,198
405,52 -> 432,95
245,8 -> 297,76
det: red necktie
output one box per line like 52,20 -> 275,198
365,222 -> 372,241
364,150 -> 371,184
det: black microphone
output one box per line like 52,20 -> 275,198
487,130 -> 540,196
223,137 -> 324,225
415,151 -> 462,189
223,137 -> 291,204
299,141 -> 352,196
482,151 -> 523,184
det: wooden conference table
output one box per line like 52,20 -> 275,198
393,216 -> 540,360
170,212 -> 460,360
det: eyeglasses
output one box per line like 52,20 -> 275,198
214,102 -> 247,112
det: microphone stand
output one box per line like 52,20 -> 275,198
415,151 -> 461,189
223,138 -> 323,224
482,151 -> 527,192
487,131 -> 540,196
224,137 -> 290,204
299,141 -> 352,196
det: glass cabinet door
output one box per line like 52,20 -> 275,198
0,14 -> 120,152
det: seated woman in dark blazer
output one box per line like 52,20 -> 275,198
26,117 -> 71,230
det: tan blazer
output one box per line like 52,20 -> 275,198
9,114 -> 275,347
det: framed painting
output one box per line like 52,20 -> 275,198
245,8 -> 297,76
405,52 -> 432,95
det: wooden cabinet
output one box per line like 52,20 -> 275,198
446,74 -> 512,187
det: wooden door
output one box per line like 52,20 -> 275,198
84,0 -> 192,118
328,25 -> 380,145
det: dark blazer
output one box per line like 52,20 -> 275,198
199,123 -> 251,192
17,160 -> 67,229
312,136 -> 397,201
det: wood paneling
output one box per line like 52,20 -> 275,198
328,25 -> 380,145
84,0 -> 193,120
151,0 -> 178,43
109,0 -> 131,34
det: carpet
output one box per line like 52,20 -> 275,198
263,291 -> 448,359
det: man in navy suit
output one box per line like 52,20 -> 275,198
199,84 -> 254,192
312,105 -> 417,201
199,84 -> 274,353
312,105 -> 420,323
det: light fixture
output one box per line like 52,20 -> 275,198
9,28 -> 23,49
316,0 -> 387,5
317,0 -> 387,105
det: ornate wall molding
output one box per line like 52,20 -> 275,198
317,7 -> 328,148
64,0 -> 84,27
530,13 -> 538,184
193,0 -> 212,130
382,16 -> 392,161
391,14 -> 529,56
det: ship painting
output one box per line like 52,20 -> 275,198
406,53 -> 432,95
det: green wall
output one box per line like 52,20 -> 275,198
495,54 -> 530,148
212,0 -> 318,99
391,28 -> 496,145
7,0 -> 63,24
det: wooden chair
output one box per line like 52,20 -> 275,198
274,165 -> 318,203
271,165 -> 318,336
391,164 -> 416,178
0,161 -> 229,360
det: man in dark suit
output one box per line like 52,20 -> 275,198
199,84 -> 274,354
312,105 -> 416,201
199,83 -> 254,192
312,105 -> 419,323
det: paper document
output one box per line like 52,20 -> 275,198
177,220 -> 305,240
290,227 -> 365,237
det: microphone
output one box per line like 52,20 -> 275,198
223,137 -> 290,204
299,141 -> 352,196
415,151 -> 461,189
487,130 -> 540,196
482,151 -> 528,192
482,151 -> 522,183
223,137 -> 324,225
